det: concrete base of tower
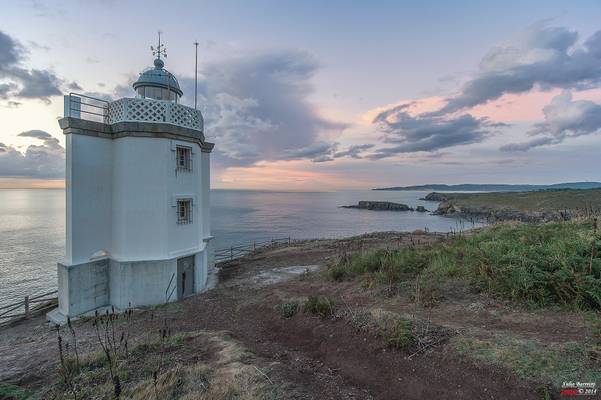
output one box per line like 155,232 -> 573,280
47,248 -> 210,325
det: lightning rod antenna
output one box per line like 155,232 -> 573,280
194,41 -> 199,110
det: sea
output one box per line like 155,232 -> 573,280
0,189 -> 479,307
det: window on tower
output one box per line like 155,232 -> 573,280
176,145 -> 192,171
177,199 -> 193,224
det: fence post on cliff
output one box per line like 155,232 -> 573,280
230,247 -> 233,260
24,296 -> 30,319
288,236 -> 291,245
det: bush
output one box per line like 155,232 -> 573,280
276,302 -> 299,318
328,264 -> 348,281
380,319 -> 415,350
304,296 -> 335,317
329,221 -> 601,310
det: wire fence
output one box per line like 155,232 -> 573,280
0,237 -> 293,326
214,236 -> 292,263
0,290 -> 58,327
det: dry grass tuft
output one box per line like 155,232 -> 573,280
129,332 -> 273,400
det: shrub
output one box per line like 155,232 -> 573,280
276,302 -> 299,318
380,319 -> 415,350
304,296 -> 335,317
329,220 -> 601,310
328,264 -> 348,281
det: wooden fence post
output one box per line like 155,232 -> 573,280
230,247 -> 233,260
24,296 -> 30,319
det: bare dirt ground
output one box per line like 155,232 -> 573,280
1,231 -> 596,399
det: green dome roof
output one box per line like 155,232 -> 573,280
132,58 -> 183,97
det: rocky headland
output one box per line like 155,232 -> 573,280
420,189 -> 599,222
419,192 -> 449,202
432,201 -> 573,223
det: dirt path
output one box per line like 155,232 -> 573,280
1,231 -> 593,399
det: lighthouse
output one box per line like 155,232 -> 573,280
48,38 -> 214,323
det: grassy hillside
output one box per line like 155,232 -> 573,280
329,220 -> 601,309
436,188 -> 601,213
326,220 -> 601,389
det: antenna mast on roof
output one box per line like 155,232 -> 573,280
194,41 -> 199,110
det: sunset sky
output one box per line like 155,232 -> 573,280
1,0 -> 601,190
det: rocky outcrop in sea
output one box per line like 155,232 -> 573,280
342,201 -> 414,211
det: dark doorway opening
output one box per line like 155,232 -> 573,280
177,255 -> 195,299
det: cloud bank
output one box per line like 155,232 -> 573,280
370,22 -> 601,156
177,51 -> 349,167
370,103 -> 504,158
501,91 -> 601,151
0,31 -> 63,103
0,130 -> 64,178
438,23 -> 601,115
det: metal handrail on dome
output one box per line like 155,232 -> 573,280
107,97 -> 203,132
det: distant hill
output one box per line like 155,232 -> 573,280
373,182 -> 601,192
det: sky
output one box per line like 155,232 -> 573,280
1,0 -> 601,190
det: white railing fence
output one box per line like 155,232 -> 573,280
214,237 -> 292,263
64,94 -> 203,132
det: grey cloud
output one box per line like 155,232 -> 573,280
438,23 -> 601,114
333,144 -> 374,159
0,30 -> 23,65
67,82 -> 83,91
17,129 -> 52,139
282,142 -> 338,162
0,30 -> 63,103
371,22 -> 601,156
501,91 -> 601,151
312,155 -> 335,163
0,130 -> 64,178
18,129 -> 52,139
175,51 -> 348,166
500,137 -> 556,152
0,82 -> 17,99
371,106 -> 501,157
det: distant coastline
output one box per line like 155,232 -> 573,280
372,182 -> 601,192
425,188 -> 601,223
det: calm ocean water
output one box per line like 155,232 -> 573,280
0,189 -> 478,307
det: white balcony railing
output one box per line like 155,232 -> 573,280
108,98 -> 203,131
64,94 -> 204,132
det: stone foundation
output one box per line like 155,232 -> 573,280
48,249 -> 210,324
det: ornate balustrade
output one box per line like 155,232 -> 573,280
108,98 -> 203,131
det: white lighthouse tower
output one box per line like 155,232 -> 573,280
48,38 -> 214,323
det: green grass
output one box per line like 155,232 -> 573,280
452,335 -> 601,389
329,220 -> 601,309
0,384 -> 37,400
276,302 -> 299,318
304,296 -> 336,317
380,319 -> 415,350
